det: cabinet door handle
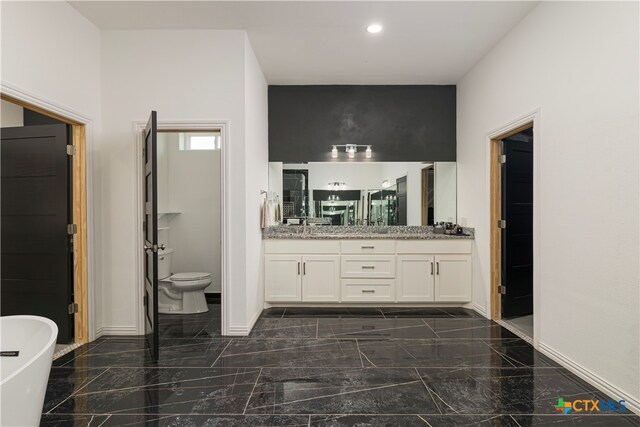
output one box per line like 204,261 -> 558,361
436,262 -> 440,275
361,265 -> 375,269
361,245 -> 375,249
362,289 -> 375,293
303,262 -> 306,275
430,262 -> 434,275
298,262 -> 300,275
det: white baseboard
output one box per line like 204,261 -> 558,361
472,303 -> 488,318
226,306 -> 262,336
98,325 -> 139,336
538,342 -> 640,416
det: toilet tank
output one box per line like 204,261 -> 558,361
158,248 -> 173,279
158,227 -> 170,248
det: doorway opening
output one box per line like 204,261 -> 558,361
490,122 -> 535,340
155,130 -> 222,340
0,96 -> 89,350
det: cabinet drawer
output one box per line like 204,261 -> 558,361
396,240 -> 472,254
341,240 -> 396,254
341,279 -> 395,302
341,255 -> 396,278
265,240 -> 340,254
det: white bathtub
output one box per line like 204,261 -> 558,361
1,315 -> 58,427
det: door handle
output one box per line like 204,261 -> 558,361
361,246 -> 375,249
361,266 -> 375,269
362,289 -> 375,293
303,262 -> 306,275
298,262 -> 300,275
430,262 -> 434,275
436,262 -> 440,275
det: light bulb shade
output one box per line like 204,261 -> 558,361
331,146 -> 338,158
365,146 -> 372,158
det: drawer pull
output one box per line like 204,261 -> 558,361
361,266 -> 376,269
361,246 -> 375,249
362,289 -> 376,293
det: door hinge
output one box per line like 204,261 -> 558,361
66,145 -> 76,156
497,219 -> 507,229
498,154 -> 506,164
498,285 -> 507,295
67,223 -> 78,235
68,303 -> 79,314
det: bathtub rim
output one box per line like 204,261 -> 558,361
0,315 -> 58,386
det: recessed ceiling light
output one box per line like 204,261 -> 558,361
367,24 -> 382,34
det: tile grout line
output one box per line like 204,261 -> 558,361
210,340 -> 233,367
355,339 -> 365,368
243,367 -> 263,414
46,367 -> 112,414
417,414 -> 433,426
414,367 -> 443,415
510,414 -> 523,427
95,414 -> 112,427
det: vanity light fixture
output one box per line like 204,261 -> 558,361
328,181 -> 346,190
329,144 -> 373,159
367,23 -> 383,34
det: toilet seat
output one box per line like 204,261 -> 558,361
171,272 -> 210,281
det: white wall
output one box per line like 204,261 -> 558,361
157,133 -> 222,293
0,1 -> 104,334
101,30 -> 266,334
0,100 -> 23,127
243,34 -> 269,326
457,1 -> 639,411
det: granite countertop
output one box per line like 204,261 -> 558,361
262,225 -> 474,240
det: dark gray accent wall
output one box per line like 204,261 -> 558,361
268,85 -> 456,162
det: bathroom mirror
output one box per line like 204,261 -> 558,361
267,161 -> 457,226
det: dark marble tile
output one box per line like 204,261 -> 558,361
43,367 -> 108,412
416,367 -> 631,415
40,414 -> 111,426
512,415 -> 640,426
425,318 -> 517,339
56,338 -> 229,368
214,338 -> 361,368
486,338 -> 560,368
438,307 -> 485,318
311,414 -> 428,426
49,367 -> 259,415
157,319 -> 212,339
282,307 -> 385,318
356,339 -> 515,368
379,307 -> 454,318
246,318 -> 318,338
317,318 -> 437,339
194,318 -> 222,339
420,415 -> 519,426
246,367 -> 439,415
52,339 -> 109,367
102,414 -> 309,426
261,307 -> 287,318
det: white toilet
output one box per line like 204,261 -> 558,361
157,248 -> 210,314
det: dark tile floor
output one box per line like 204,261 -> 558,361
42,305 -> 639,426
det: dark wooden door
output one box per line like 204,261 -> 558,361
396,176 -> 407,225
143,111 -> 159,361
501,133 -> 534,318
1,124 -> 74,343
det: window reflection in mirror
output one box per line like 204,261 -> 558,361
267,161 -> 456,226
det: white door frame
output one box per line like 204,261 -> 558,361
133,120 -> 231,336
486,108 -> 541,348
0,82 -> 98,341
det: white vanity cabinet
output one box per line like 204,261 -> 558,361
265,241 -> 340,302
264,238 -> 472,304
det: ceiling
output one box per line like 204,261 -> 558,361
69,1 -> 538,85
